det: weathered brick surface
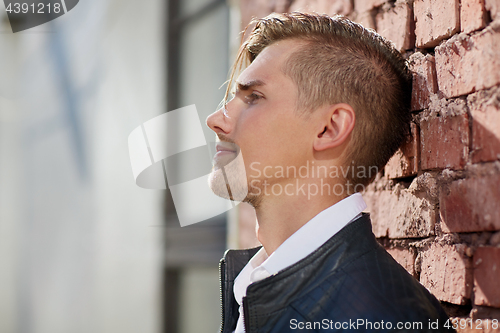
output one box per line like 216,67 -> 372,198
468,86 -> 500,163
289,0 -> 353,16
440,172 -> 500,233
471,305 -> 500,320
420,110 -> 469,170
273,0 -> 292,12
324,0 -> 353,15
461,0 -> 488,34
375,1 -> 415,51
356,11 -> 376,30
385,122 -> 419,179
474,247 -> 500,308
486,0 -> 500,20
354,0 -> 386,13
386,247 -> 416,276
420,243 -> 473,305
435,23 -> 500,98
414,0 -> 460,48
363,184 -> 436,238
410,52 -> 438,111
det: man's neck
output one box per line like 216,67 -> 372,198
254,180 -> 347,255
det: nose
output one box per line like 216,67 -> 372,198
206,104 -> 232,135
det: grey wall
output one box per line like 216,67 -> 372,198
0,0 -> 164,332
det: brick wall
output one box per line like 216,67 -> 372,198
237,0 -> 500,329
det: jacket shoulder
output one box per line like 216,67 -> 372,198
291,245 -> 451,330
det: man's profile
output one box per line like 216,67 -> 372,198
206,12 -> 453,333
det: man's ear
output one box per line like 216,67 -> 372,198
313,103 -> 356,152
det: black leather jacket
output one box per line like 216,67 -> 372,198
219,213 -> 454,332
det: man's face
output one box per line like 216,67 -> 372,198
206,39 -> 316,205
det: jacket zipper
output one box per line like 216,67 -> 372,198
243,296 -> 250,332
219,259 -> 225,333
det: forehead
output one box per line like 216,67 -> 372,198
236,39 -> 305,87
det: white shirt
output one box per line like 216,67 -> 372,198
232,193 -> 367,333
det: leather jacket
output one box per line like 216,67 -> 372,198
219,213 -> 454,332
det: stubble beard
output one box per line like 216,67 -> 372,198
208,152 -> 263,208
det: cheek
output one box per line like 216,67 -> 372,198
234,112 -> 274,146
234,111 -> 308,167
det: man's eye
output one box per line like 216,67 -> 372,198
244,93 -> 262,105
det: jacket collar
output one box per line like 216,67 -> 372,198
220,213 -> 374,332
220,246 -> 261,333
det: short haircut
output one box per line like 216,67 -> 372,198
226,12 -> 412,188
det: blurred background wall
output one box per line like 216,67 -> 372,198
1,0 -> 163,332
0,0 -> 236,332
161,0 -> 233,332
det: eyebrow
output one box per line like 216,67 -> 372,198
236,79 -> 266,91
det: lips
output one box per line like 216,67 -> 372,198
213,142 -> 239,167
216,142 -> 238,154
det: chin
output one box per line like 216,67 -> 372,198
208,152 -> 249,202
208,169 -> 262,208
208,168 -> 232,200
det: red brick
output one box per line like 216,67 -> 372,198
289,0 -> 353,16
461,0 -> 488,34
386,247 -> 416,276
274,0 -> 292,13
288,0 -> 311,12
471,305 -> 500,320
420,112 -> 469,170
354,0 -> 386,13
486,0 -> 500,20
435,23 -> 500,98
414,0 -> 460,48
440,173 -> 500,233
323,0 -> 353,16
385,122 -> 419,179
410,52 -> 438,111
375,1 -> 415,51
363,185 -> 436,238
356,11 -> 376,30
468,86 -> 500,163
325,0 -> 354,16
288,0 -> 317,13
420,243 -> 473,305
474,247 -> 500,308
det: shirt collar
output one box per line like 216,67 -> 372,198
233,192 -> 367,305
259,192 -> 366,276
233,247 -> 268,306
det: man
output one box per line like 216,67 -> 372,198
206,12 -> 453,333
